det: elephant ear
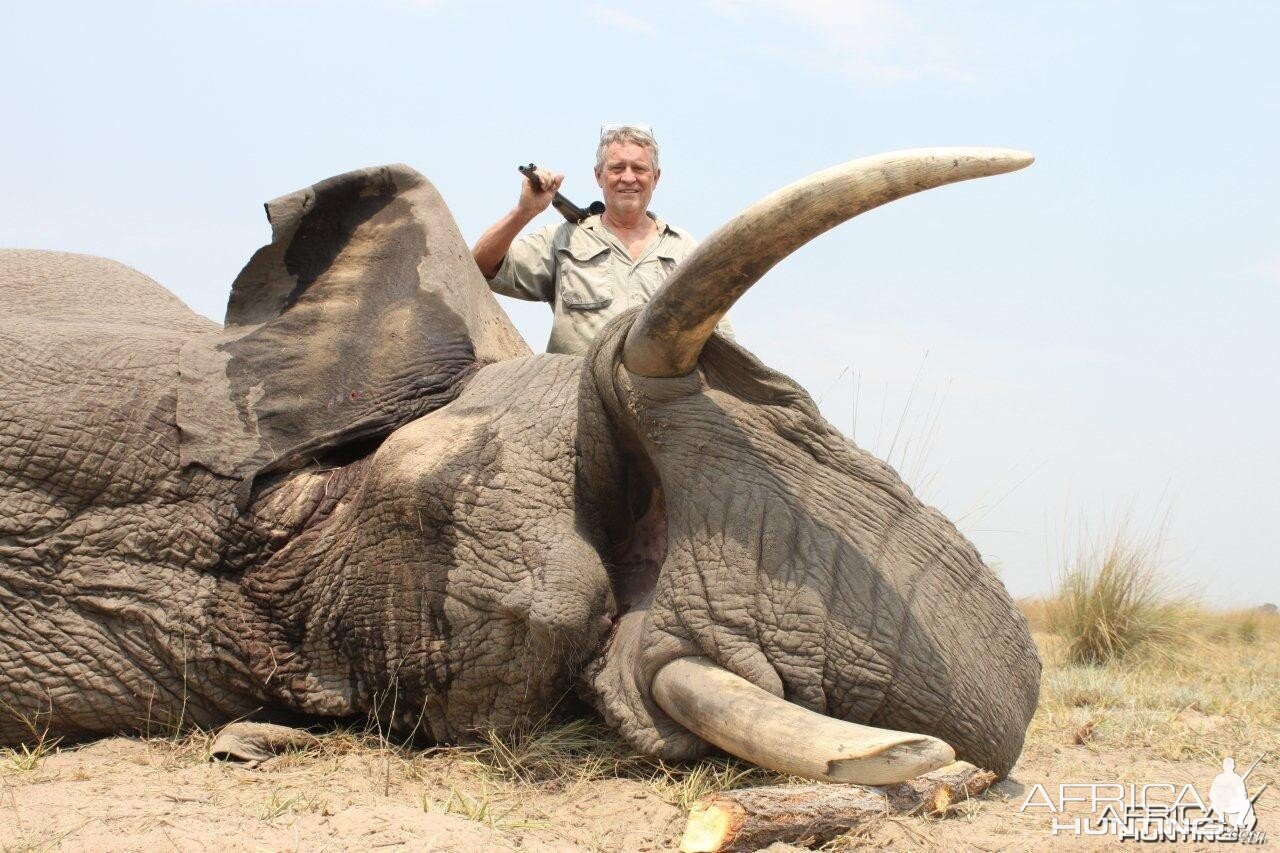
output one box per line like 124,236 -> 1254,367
178,163 -> 530,497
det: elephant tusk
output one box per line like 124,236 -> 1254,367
650,656 -> 956,785
622,147 -> 1034,378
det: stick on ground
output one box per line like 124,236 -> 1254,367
678,760 -> 997,852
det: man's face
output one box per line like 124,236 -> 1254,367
595,142 -> 660,217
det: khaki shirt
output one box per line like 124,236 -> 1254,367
487,213 -> 733,355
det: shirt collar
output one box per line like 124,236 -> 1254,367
582,211 -> 676,236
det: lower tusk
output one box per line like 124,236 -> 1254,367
651,656 -> 956,784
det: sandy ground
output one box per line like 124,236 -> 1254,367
3,734 -> 678,852
5,619 -> 1278,852
2,728 -> 1276,852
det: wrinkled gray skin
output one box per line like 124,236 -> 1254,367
0,164 -> 1039,776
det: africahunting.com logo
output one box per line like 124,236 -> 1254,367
1018,754 -> 1268,843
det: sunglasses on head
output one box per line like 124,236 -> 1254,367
600,123 -> 655,140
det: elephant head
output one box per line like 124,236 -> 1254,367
0,149 -> 1039,783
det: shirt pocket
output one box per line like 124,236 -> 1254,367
556,243 -> 614,310
657,252 -> 681,281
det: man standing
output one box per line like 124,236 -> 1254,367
473,124 -> 732,355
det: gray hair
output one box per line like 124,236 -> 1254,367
595,126 -> 660,172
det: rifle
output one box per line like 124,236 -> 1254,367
518,163 -> 605,225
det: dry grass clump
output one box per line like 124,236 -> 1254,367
1201,608 -> 1269,645
1027,593 -> 1280,762
1024,515 -> 1280,763
406,717 -> 795,846
0,738 -> 60,774
459,717 -> 644,786
1044,522 -> 1191,666
0,701 -> 62,775
452,716 -> 789,804
1030,625 -> 1280,761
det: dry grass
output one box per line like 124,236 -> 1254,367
254,786 -> 329,822
0,701 -> 61,776
1025,602 -> 1280,761
450,717 -> 645,787
1026,514 -> 1280,763
143,725 -> 217,770
0,738 -> 60,774
1044,521 -> 1192,665
443,716 -> 791,805
420,784 -> 549,832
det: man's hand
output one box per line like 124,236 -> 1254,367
517,167 -> 564,216
473,167 -> 565,279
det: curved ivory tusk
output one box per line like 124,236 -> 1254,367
651,656 -> 956,784
623,147 -> 1034,377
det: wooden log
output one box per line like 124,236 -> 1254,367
882,760 -> 998,813
678,760 -> 997,852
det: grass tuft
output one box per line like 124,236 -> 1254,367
446,716 -> 792,808
423,784 -> 546,831
460,718 -> 639,787
1,737 -> 61,773
255,787 -> 328,822
647,757 -> 764,809
1203,609 -> 1266,645
1027,581 -> 1280,761
1046,521 -> 1190,665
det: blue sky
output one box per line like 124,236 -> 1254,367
4,1 -> 1277,604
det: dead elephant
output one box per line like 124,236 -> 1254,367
0,148 -> 1041,783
